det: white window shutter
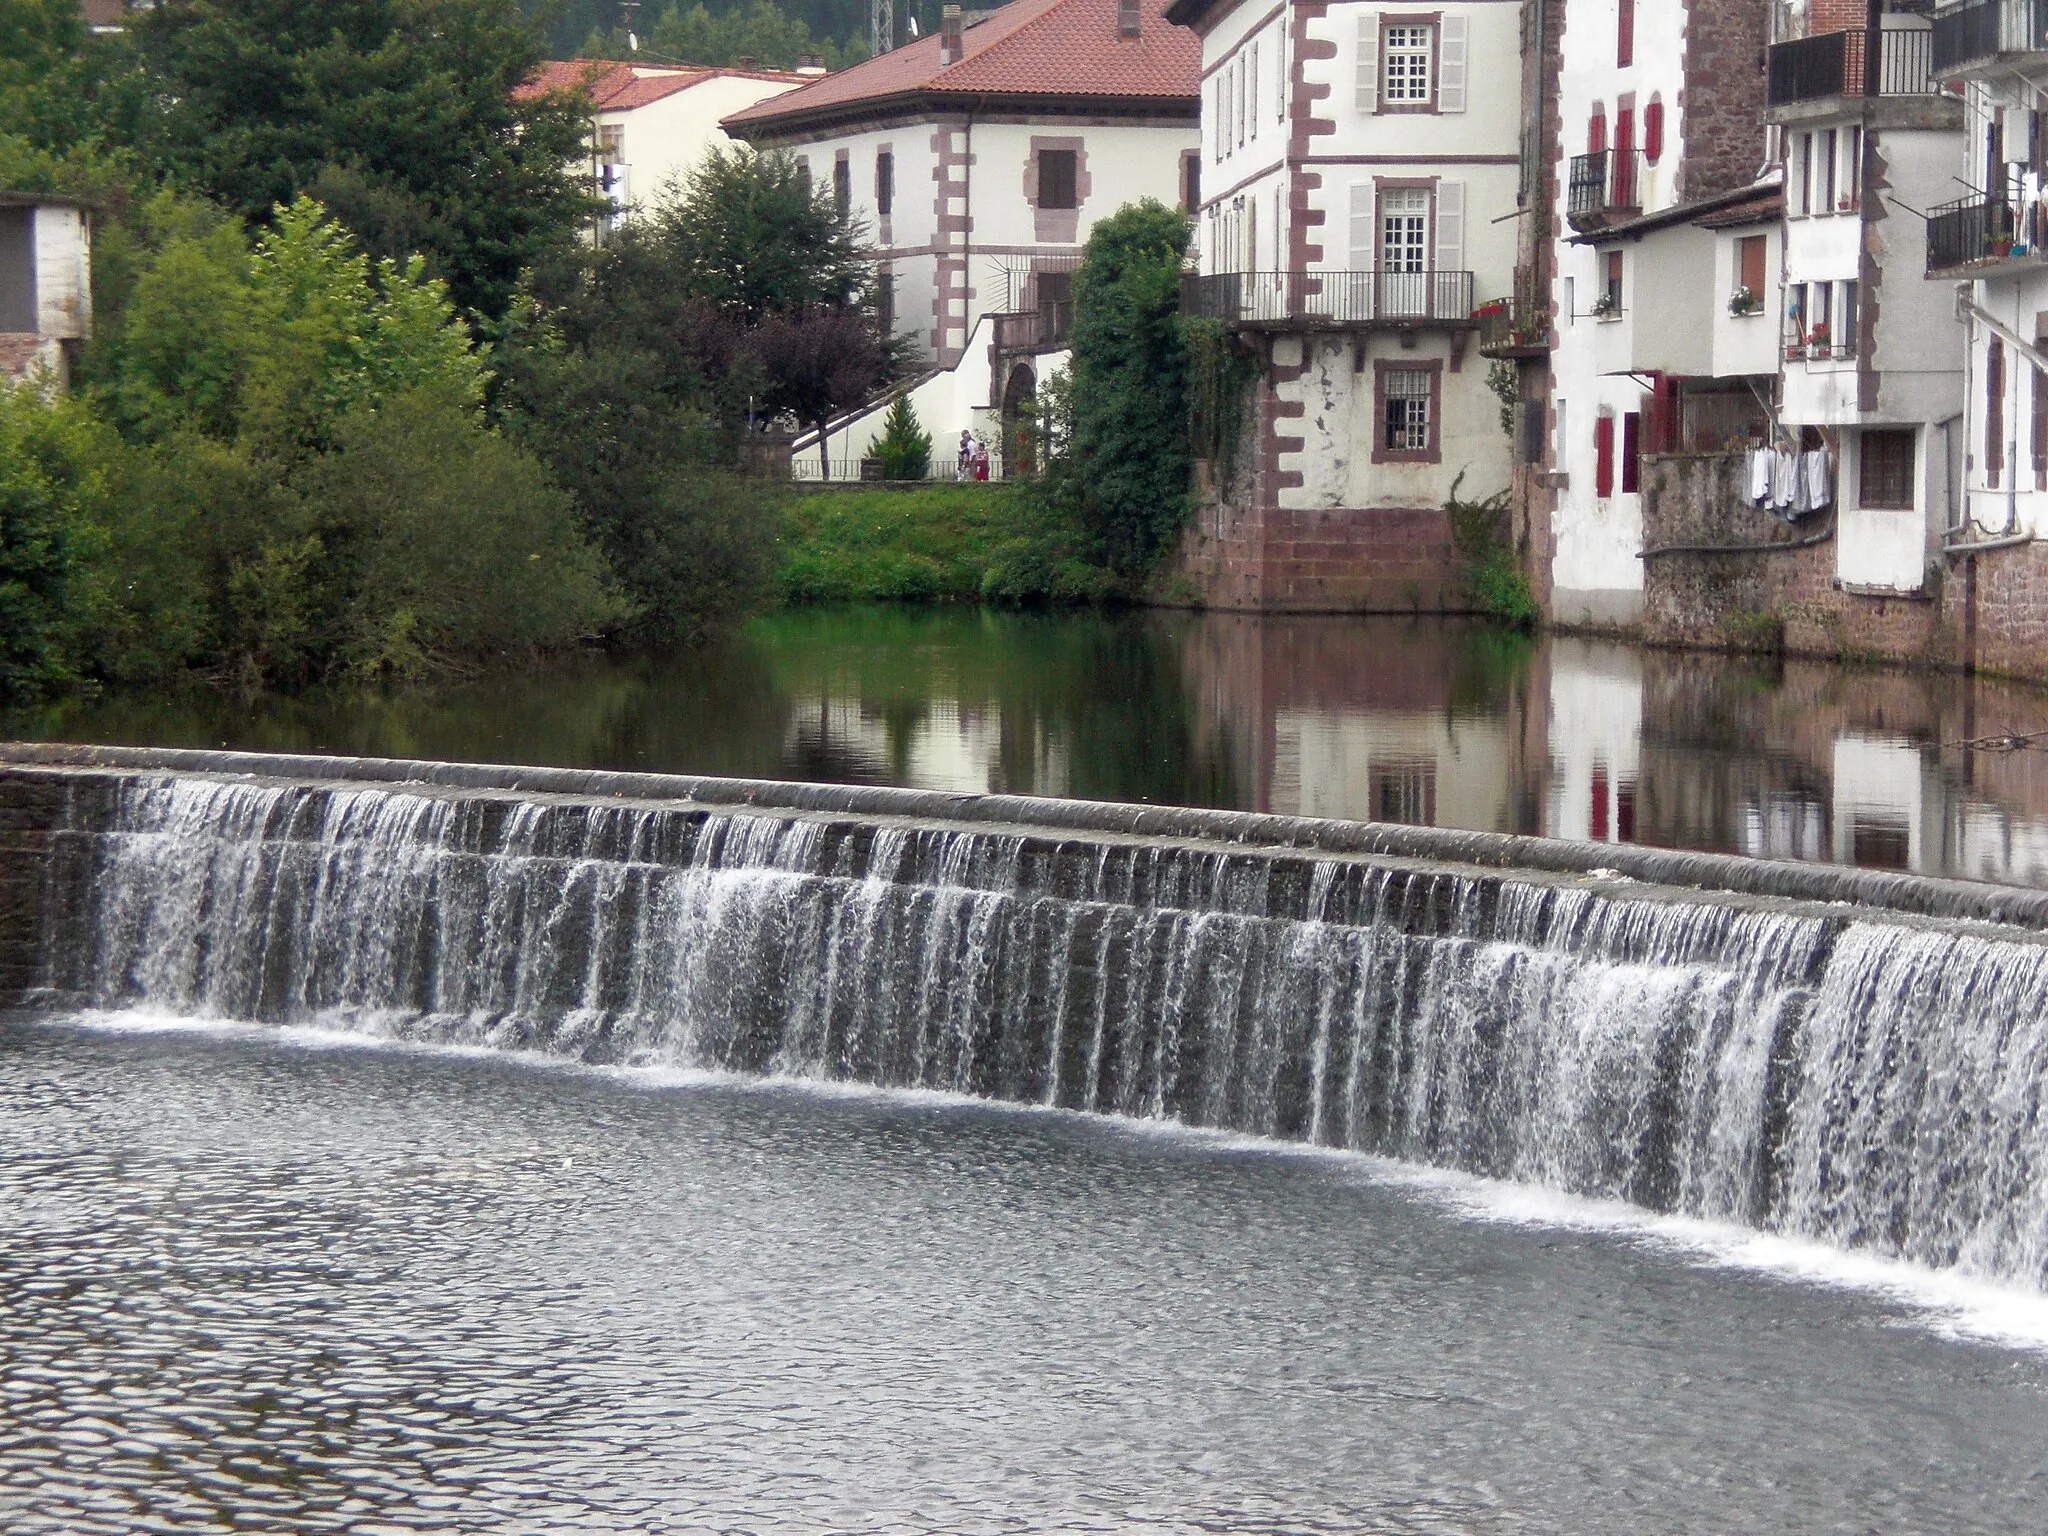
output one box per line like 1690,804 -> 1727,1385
1434,181 -> 1466,276
1356,15 -> 1379,115
1438,15 -> 1467,113
1349,182 -> 1374,270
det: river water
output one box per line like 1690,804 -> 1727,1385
8,1011 -> 2048,1536
16,607 -> 2048,888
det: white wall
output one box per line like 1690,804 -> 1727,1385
1711,222 -> 1781,378
609,73 -> 808,207
32,204 -> 88,341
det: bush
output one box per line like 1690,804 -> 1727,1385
0,386 -> 103,700
872,392 -> 931,481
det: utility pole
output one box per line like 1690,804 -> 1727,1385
872,0 -> 892,55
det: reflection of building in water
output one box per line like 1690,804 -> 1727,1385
782,694 -> 1069,794
1830,735 -> 1935,873
1270,712 -> 1507,829
1543,640 -> 1641,844
1739,792 -> 1828,864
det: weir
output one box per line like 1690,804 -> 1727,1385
9,743 -> 2048,1292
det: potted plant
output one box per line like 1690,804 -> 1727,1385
1591,292 -> 1621,320
1806,322 -> 1831,359
1729,285 -> 1763,317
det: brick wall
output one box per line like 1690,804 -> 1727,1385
1679,0 -> 1770,202
0,771 -> 78,1004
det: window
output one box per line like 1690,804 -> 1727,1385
1810,280 -> 1832,350
1840,280 -> 1857,356
1249,42 -> 1258,131
1563,275 -> 1576,325
1237,54 -> 1247,146
1604,249 -> 1623,311
1380,188 -> 1428,271
1644,97 -> 1664,163
1383,25 -> 1433,105
1182,154 -> 1200,212
1039,149 -> 1078,209
1594,413 -> 1615,497
1796,133 -> 1811,216
1588,108 -> 1606,154
1617,0 -> 1634,67
1738,234 -> 1767,297
1622,410 -> 1642,493
1861,429 -> 1916,509
1821,129 -> 1837,212
1038,270 -> 1073,346
1554,397 -> 1568,466
795,157 -> 811,195
832,156 -> 850,217
1989,336 -> 2007,486
1382,368 -> 1433,453
1844,126 -> 1862,210
597,124 -> 625,164
875,151 -> 893,215
1613,103 -> 1636,207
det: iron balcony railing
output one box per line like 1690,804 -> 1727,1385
1566,149 -> 1644,231
1932,0 -> 2048,73
1766,27 -> 1938,105
992,308 -> 1072,353
1475,292 -> 1550,356
1180,269 -> 1476,326
1925,194 -> 2048,272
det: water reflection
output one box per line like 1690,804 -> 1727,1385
18,605 -> 2048,887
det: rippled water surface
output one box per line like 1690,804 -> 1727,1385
7,1014 -> 2048,1534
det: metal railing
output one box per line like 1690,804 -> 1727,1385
791,453 -> 1010,484
1925,194 -> 2047,271
1642,391 -> 1773,455
1566,149 -> 1644,230
1180,269 -> 1476,326
1475,293 -> 1550,355
1932,0 -> 2048,72
992,308 -> 1071,353
1767,28 -> 1937,106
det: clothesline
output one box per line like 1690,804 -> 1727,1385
1746,445 -> 1832,521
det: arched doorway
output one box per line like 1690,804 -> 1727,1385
1000,363 -> 1037,477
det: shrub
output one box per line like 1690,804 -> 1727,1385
872,392 -> 931,481
0,386 -> 103,700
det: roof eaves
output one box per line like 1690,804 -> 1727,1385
1568,183 -> 1781,245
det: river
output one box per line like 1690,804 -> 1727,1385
14,606 -> 2048,887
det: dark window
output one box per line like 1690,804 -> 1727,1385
1594,412 -> 1615,497
1038,149 -> 1078,210
879,272 -> 895,336
1604,249 -> 1623,309
1371,762 -> 1436,826
1860,429 -> 1916,510
1621,410 -> 1642,493
1989,335 -> 2007,486
1738,234 -> 1766,296
1037,270 -> 1073,345
875,151 -> 893,215
1182,155 -> 1200,212
1851,815 -> 1911,870
1616,0 -> 1633,66
0,207 -> 33,333
832,157 -> 850,217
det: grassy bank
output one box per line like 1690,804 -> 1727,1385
777,485 -> 1117,605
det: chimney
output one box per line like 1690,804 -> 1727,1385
1117,0 -> 1140,39
796,51 -> 826,74
940,5 -> 963,64
736,54 -> 757,68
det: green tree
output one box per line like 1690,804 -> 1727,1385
1068,200 -> 1192,575
656,145 -> 871,324
0,386 -> 106,700
134,0 -> 594,319
872,392 -> 931,480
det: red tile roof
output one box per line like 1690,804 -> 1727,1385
723,0 -> 1197,135
516,59 -> 811,112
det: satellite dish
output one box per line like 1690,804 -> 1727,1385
628,30 -> 638,48
907,16 -> 920,35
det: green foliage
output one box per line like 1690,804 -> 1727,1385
872,393 -> 931,481
1067,200 -> 1193,576
1486,358 -> 1518,436
134,0 -> 594,319
581,0 -> 869,69
656,145 -> 873,323
1445,474 -> 1539,628
778,486 -> 1116,605
0,386 -> 107,700
1181,316 -> 1256,481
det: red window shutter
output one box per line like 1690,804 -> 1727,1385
1589,112 -> 1607,154
1617,0 -> 1634,67
1622,411 -> 1642,492
1989,336 -> 2007,484
1644,100 -> 1664,164
1595,414 -> 1615,497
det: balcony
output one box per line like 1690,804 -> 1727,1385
1766,27 -> 1939,113
1180,269 -> 1476,328
1925,194 -> 2048,274
1567,149 -> 1643,234
1475,293 -> 1550,358
1932,0 -> 2048,76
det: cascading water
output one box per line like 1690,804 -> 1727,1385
36,773 -> 2048,1291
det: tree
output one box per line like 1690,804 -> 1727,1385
1067,200 -> 1192,575
133,0 -> 595,320
754,306 -> 892,477
872,392 -> 931,480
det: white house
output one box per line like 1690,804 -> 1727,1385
1767,1 -> 1963,596
1163,0 -> 1521,610
724,0 -> 1200,376
0,192 -> 92,391
518,59 -> 815,229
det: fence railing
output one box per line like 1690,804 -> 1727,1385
1926,194 -> 2047,271
1475,293 -> 1550,355
992,309 -> 1072,353
791,453 -> 1010,484
1181,269 -> 1475,326
1566,149 -> 1644,230
1932,0 -> 2048,71
1767,28 -> 1937,106
1643,391 -> 1772,455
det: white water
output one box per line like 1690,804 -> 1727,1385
41,774 -> 2048,1294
